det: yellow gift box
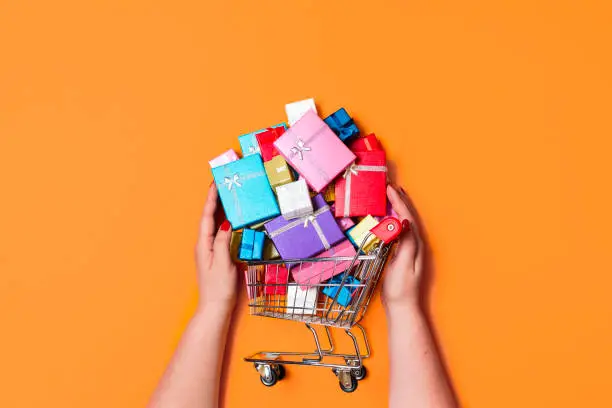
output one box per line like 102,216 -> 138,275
347,215 -> 380,253
264,156 -> 294,191
230,231 -> 243,262
264,239 -> 280,260
323,183 -> 335,202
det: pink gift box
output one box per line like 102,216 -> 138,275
274,110 -> 355,193
209,149 -> 239,168
291,240 -> 358,289
330,204 -> 355,231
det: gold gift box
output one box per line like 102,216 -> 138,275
348,215 -> 380,253
264,156 -> 294,191
230,231 -> 243,262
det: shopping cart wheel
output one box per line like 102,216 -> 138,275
351,366 -> 367,381
336,370 -> 358,393
256,364 -> 281,387
277,364 -> 286,380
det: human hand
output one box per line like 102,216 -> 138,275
195,183 -> 237,313
382,185 -> 425,311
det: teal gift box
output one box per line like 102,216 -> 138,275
238,123 -> 287,157
239,229 -> 265,260
212,155 -> 280,229
323,274 -> 361,307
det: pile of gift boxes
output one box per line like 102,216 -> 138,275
210,98 -> 396,314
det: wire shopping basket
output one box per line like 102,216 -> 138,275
243,217 -> 403,392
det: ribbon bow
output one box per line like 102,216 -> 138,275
343,164 -> 359,178
303,215 -> 316,228
224,174 -> 242,190
248,145 -> 257,154
290,139 -> 311,160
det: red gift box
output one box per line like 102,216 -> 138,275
264,264 -> 289,295
335,149 -> 387,217
256,127 -> 285,162
349,133 -> 381,152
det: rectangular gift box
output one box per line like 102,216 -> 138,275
324,107 -> 360,143
263,155 -> 294,191
274,110 -> 356,193
212,155 -> 280,229
276,178 -> 314,220
374,201 -> 399,222
285,98 -> 317,126
238,123 -> 287,157
264,264 -> 289,295
330,204 -> 355,231
256,126 -> 285,162
287,285 -> 318,315
230,231 -> 242,262
347,215 -> 380,253
349,133 -> 381,152
239,229 -> 265,260
323,183 -> 335,202
264,194 -> 345,263
263,239 -> 280,260
322,274 -> 361,307
291,240 -> 358,289
209,149 -> 239,168
335,149 -> 387,217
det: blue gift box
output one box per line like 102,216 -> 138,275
239,228 -> 265,260
322,274 -> 361,307
238,122 -> 288,157
323,108 -> 360,143
212,155 -> 280,229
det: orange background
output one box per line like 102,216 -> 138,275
1,1 -> 611,407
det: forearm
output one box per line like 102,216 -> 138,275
149,304 -> 233,408
386,303 -> 456,408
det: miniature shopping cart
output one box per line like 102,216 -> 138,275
243,217 -> 403,393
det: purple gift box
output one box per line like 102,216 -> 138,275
264,194 -> 345,265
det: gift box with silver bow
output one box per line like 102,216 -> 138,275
264,194 -> 345,266
276,178 -> 314,220
212,155 -> 280,229
263,155 -> 294,191
324,107 -> 360,143
274,110 -> 355,193
238,122 -> 287,157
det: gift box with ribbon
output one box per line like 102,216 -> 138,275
264,264 -> 289,295
322,274 -> 361,307
330,204 -> 355,231
347,215 -> 380,253
287,285 -> 318,315
335,149 -> 387,217
256,126 -> 285,162
209,149 -> 239,168
263,155 -> 294,191
324,107 -> 360,143
291,240 -> 358,290
212,155 -> 280,229
264,194 -> 345,264
285,98 -> 317,126
238,123 -> 287,157
274,110 -> 356,193
276,178 -> 314,220
349,133 -> 381,152
239,228 -> 265,261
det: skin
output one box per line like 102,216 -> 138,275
149,184 -> 456,408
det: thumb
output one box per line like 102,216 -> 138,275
392,224 -> 418,271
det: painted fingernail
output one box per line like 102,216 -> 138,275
220,219 -> 231,231
402,219 -> 411,231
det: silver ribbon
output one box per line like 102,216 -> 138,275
290,139 -> 311,160
221,170 -> 266,225
268,205 -> 331,250
224,174 -> 242,190
342,163 -> 387,217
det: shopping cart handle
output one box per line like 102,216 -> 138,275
370,217 -> 402,243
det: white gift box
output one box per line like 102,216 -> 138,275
276,178 -> 314,220
285,98 -> 317,126
208,149 -> 239,168
287,285 -> 318,315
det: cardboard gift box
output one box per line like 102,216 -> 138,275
335,149 -> 387,217
347,215 -> 380,253
276,178 -> 314,220
230,231 -> 242,262
322,274 -> 361,307
287,285 -> 318,315
263,155 -> 294,191
239,228 -> 265,260
209,149 -> 239,168
323,183 -> 335,202
291,240 -> 358,289
324,107 -> 360,143
349,133 -> 381,152
264,194 -> 345,263
256,126 -> 285,162
285,98 -> 317,126
212,155 -> 280,229
264,264 -> 289,295
330,204 -> 355,231
274,110 -> 356,193
263,239 -> 280,260
238,123 -> 287,157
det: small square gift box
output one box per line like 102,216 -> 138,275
239,228 -> 265,261
287,285 -> 318,315
212,155 -> 280,229
263,155 -> 294,191
291,240 -> 358,289
239,123 -> 287,157
335,149 -> 387,217
209,149 -> 239,168
285,98 -> 317,126
347,215 -> 380,253
274,110 -> 356,193
323,107 -> 360,143
264,264 -> 289,295
349,133 -> 381,152
263,239 -> 280,260
276,178 -> 314,220
322,274 -> 361,307
264,194 -> 345,264
330,204 -> 355,231
256,126 -> 285,162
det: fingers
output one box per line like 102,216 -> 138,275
213,219 -> 233,263
387,185 -> 415,224
387,185 -> 424,274
198,183 -> 219,254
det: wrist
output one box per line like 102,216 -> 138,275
384,299 -> 423,321
195,300 -> 235,321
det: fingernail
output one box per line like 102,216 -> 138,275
220,219 -> 231,231
402,219 -> 411,231
399,186 -> 407,196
